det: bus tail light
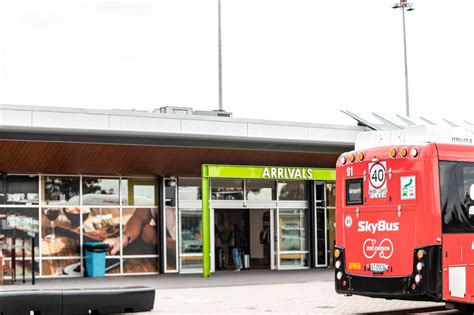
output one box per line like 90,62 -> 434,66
414,273 -> 422,284
357,151 -> 365,162
334,249 -> 341,258
348,153 -> 355,163
389,148 -> 397,158
400,147 -> 408,158
335,260 -> 342,269
416,262 -> 424,272
410,147 -> 419,157
340,156 -> 347,165
336,271 -> 343,280
416,249 -> 426,260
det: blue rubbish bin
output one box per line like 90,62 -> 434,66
83,242 -> 110,277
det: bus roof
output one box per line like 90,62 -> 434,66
355,125 -> 473,150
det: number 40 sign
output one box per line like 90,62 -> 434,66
368,161 -> 387,198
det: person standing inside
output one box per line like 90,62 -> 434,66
228,224 -> 246,272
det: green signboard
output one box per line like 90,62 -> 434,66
202,164 -> 335,181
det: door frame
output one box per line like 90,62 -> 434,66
315,181 -> 328,267
212,208 -> 277,271
201,164 -> 336,278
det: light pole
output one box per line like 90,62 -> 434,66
392,0 -> 414,117
218,0 -> 223,111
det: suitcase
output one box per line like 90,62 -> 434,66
243,254 -> 250,269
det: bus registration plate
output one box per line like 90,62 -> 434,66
370,263 -> 388,273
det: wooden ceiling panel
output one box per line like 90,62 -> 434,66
0,140 -> 339,176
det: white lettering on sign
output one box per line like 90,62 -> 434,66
368,161 -> 387,198
363,238 -> 394,259
262,167 -> 313,180
357,220 -> 399,234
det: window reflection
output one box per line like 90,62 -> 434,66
82,178 -> 120,205
246,180 -> 276,201
0,175 -> 39,205
277,181 -> 307,200
42,176 -> 80,205
121,178 -> 157,206
326,182 -> 336,208
180,210 -> 202,254
178,178 -> 202,200
211,179 -> 243,200
279,209 -> 307,251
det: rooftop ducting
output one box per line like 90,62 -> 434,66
156,106 -> 232,118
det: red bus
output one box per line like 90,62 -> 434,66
334,126 -> 474,307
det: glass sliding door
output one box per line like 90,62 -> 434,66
277,208 -> 309,269
326,182 -> 336,266
315,181 -> 327,267
315,207 -> 327,266
179,209 -> 203,273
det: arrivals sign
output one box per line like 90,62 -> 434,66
262,167 -> 313,180
202,164 -> 335,181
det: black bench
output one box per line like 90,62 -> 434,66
0,286 -> 155,315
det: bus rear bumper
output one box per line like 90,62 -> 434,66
334,246 -> 442,302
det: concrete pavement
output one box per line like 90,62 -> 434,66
1,269 -> 443,314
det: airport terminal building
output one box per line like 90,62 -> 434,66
0,104 -> 368,278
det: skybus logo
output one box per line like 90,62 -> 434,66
357,221 -> 399,234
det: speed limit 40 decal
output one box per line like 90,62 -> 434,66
368,161 -> 387,198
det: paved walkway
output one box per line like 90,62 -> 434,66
1,269 -> 442,314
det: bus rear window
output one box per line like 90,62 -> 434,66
440,161 -> 474,233
346,178 -> 363,205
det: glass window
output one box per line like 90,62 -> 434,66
42,259 -> 81,276
181,256 -> 203,270
42,176 -> 80,205
165,207 -> 177,271
316,208 -> 326,265
326,182 -> 336,208
123,258 -> 159,274
0,208 -> 39,254
121,178 -> 157,206
279,209 -> 308,251
82,207 -> 121,254
178,178 -> 202,200
180,210 -> 202,254
41,207 -> 81,257
246,180 -> 276,201
211,179 -> 243,200
1,175 -> 39,205
280,253 -> 309,267
121,208 -> 159,256
179,209 -> 202,271
440,161 -> 474,233
277,181 -> 308,201
315,182 -> 325,207
82,177 -> 120,205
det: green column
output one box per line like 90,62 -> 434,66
202,165 -> 211,278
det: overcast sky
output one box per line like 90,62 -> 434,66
1,0 -> 473,125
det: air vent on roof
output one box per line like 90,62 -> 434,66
192,110 -> 232,118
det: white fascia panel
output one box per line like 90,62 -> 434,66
0,109 -> 32,126
309,127 -> 359,144
181,119 -> 247,137
33,111 -> 109,130
109,115 -> 181,133
247,123 -> 308,140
